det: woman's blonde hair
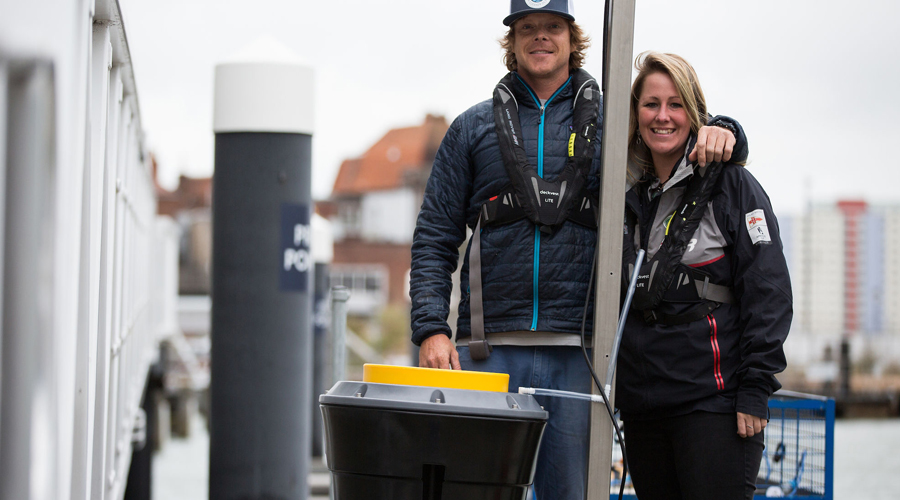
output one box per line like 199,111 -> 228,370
628,51 -> 708,178
500,18 -> 590,72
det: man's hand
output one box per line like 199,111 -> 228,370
737,411 -> 767,438
418,334 -> 461,370
689,125 -> 736,167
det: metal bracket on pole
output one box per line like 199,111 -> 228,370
587,1 -> 636,499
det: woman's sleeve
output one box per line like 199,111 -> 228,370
708,114 -> 749,164
725,168 -> 793,418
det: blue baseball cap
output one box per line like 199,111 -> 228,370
503,0 -> 575,26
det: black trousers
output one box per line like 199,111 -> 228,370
624,411 -> 764,500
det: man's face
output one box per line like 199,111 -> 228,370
512,13 -> 572,85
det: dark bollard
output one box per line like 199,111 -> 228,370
209,44 -> 315,500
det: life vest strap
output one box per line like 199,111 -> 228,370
469,214 -> 492,360
623,160 -> 729,323
480,187 -> 598,230
627,258 -> 734,325
491,70 -> 599,234
695,279 -> 734,304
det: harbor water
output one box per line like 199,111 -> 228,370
153,416 -> 900,499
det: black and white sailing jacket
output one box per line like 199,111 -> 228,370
617,149 -> 792,420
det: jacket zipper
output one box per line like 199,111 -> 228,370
516,75 -> 571,331
707,314 -> 725,390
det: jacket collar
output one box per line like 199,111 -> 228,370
649,134 -> 702,194
510,70 -> 577,109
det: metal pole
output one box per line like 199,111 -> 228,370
311,262 -> 330,458
327,285 -> 349,500
330,286 -> 350,387
587,1 -> 636,499
209,41 -> 315,500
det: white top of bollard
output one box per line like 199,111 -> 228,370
214,36 -> 314,134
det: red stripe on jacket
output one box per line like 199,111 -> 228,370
708,314 -> 725,390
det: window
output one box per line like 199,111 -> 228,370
329,265 -> 389,316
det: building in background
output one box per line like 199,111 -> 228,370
780,200 -> 900,377
152,158 -> 213,437
155,160 -> 213,296
317,114 -> 450,320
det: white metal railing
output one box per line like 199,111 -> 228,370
0,2 -> 177,500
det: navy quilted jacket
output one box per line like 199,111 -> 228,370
410,71 -> 603,346
409,70 -> 746,346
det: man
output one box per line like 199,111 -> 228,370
409,1 -> 746,498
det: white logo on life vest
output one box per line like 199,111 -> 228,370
745,209 -> 772,245
540,190 -> 559,196
526,0 -> 552,8
504,109 -> 519,146
687,238 -> 697,253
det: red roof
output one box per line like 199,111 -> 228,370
156,174 -> 213,217
837,199 -> 867,215
332,114 -> 448,196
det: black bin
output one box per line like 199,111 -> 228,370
320,381 -> 548,500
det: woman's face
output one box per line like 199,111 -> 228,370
637,71 -> 690,169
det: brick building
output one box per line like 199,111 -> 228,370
318,114 -> 449,317
154,157 -> 213,295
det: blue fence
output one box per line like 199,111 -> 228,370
610,392 -> 835,499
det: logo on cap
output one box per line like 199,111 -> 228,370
526,0 -> 552,8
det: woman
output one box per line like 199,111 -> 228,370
616,52 -> 792,500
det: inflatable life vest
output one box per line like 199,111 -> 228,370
480,69 -> 600,234
622,160 -> 735,326
468,70 -> 600,361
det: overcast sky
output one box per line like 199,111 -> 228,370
125,0 -> 900,215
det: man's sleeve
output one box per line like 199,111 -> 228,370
725,168 -> 792,418
409,117 -> 472,346
708,114 -> 749,164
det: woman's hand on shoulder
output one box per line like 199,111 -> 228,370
736,411 -> 767,438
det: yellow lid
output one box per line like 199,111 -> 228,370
362,364 -> 509,393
